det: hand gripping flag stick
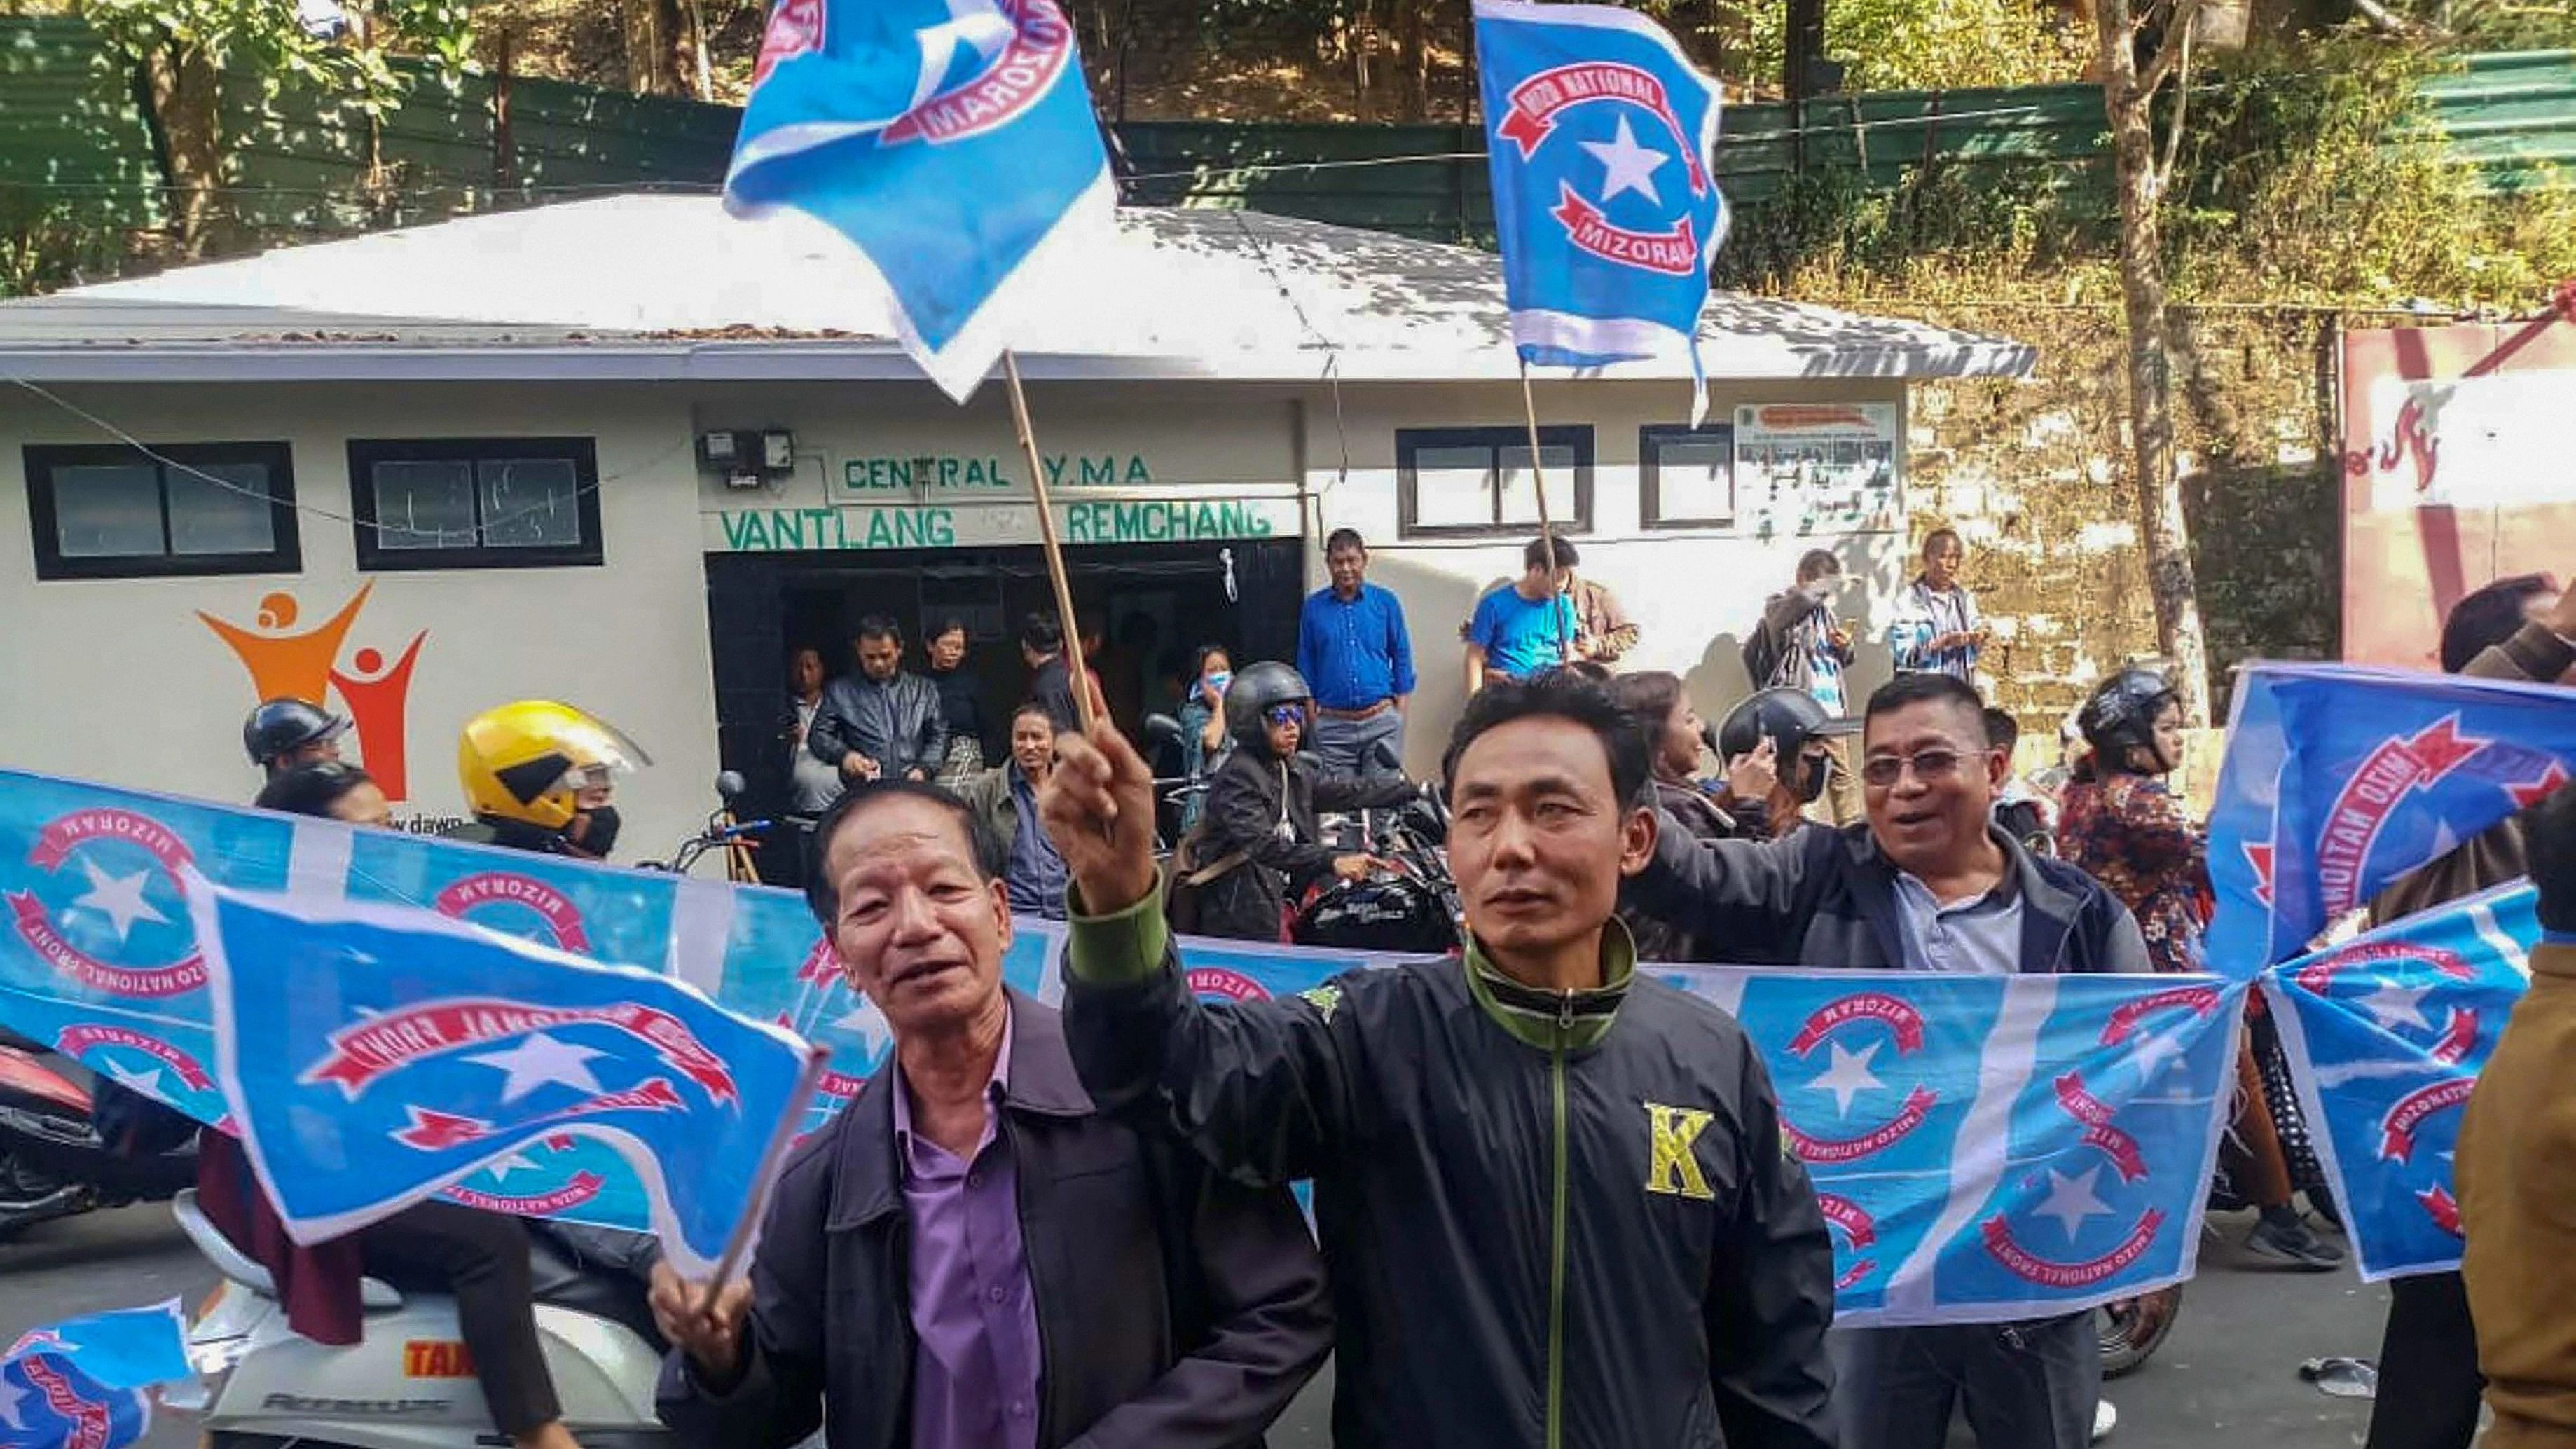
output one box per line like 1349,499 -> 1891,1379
1005,350 -> 1098,736
698,1041 -> 834,1316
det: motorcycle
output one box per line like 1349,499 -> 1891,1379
0,1030 -> 196,1242
179,1190 -> 675,1449
1290,790 -> 1462,956
638,771 -> 771,880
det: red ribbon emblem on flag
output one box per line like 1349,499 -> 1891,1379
5,809 -> 206,998
880,0 -> 1076,149
2378,1077 -> 2475,1164
1496,62 -> 1710,193
434,872 -> 591,954
303,998 -> 740,1105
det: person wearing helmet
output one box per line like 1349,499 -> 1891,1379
2059,668 -> 2344,1273
1712,686 -> 1861,844
451,701 -> 648,857
1187,661 -> 1418,942
243,698 -> 350,779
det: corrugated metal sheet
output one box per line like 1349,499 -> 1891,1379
2420,50 -> 2576,192
0,15 -> 163,226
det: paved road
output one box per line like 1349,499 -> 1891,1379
0,1202 -> 2392,1448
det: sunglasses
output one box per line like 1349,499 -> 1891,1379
1264,704 -> 1307,727
1859,748 -> 1968,789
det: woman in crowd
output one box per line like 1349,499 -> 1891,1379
1173,644 -> 1234,832
1187,661 -> 1416,942
1606,672 -> 1773,961
2059,668 -> 2343,1271
207,761 -> 594,1449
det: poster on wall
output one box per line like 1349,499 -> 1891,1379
1733,403 -> 1903,537
2340,315 -> 2576,669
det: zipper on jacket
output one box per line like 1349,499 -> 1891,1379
1547,990 -> 1573,1449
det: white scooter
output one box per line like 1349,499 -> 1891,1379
174,1190 -> 676,1449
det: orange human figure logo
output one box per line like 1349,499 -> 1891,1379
198,584 -> 373,707
200,583 -> 429,802
331,634 -> 428,802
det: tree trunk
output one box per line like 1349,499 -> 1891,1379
142,41 -> 224,258
656,0 -> 694,97
1394,0 -> 1429,121
2095,0 -> 2215,725
681,0 -> 714,101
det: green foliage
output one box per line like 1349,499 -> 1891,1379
1712,158 -> 2106,291
1739,0 -> 2089,92
0,188 -> 132,297
2165,36 -> 2576,305
79,0 -> 476,114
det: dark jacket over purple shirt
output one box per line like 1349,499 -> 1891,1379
655,991 -> 1331,1449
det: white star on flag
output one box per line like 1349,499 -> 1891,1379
2357,981 -> 2434,1033
104,1060 -> 167,1100
1579,115 -> 1672,206
2126,1027 -> 2188,1080
482,1153 -> 542,1182
466,1032 -> 608,1104
70,858 -> 168,943
2034,1165 -> 2115,1243
836,998 -> 895,1057
1804,1040 -> 1885,1119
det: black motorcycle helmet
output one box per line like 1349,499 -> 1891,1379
2077,668 -> 2181,774
242,698 -> 350,773
1713,687 -> 1859,804
1223,661 -> 1313,754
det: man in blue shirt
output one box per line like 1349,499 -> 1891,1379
1297,528 -> 1418,779
1464,533 -> 1580,694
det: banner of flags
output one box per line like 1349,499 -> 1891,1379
0,767 -> 2241,1324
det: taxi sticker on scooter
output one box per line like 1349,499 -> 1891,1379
403,1340 -> 476,1378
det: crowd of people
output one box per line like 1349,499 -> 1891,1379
180,541 -> 2576,1449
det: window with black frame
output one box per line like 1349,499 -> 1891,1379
347,437 -> 603,570
1395,425 -> 1593,539
22,441 -> 300,581
1639,422 -> 1737,530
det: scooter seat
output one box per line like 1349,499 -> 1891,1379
525,1234 -> 667,1350
174,1190 -> 404,1310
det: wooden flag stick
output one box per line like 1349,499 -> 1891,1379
698,1042 -> 832,1317
1518,359 -> 1572,664
1004,349 -> 1096,736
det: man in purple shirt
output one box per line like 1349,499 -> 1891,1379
650,781 -> 1330,1449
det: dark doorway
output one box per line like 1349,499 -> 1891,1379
704,537 -> 1305,881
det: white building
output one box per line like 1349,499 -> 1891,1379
0,196 -> 2032,859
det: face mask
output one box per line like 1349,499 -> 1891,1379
1792,750 -> 1832,804
574,806 -> 621,858
1206,671 -> 1233,696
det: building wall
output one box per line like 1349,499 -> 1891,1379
1298,375 -> 1913,775
2,369 -> 1912,853
0,380 -> 722,858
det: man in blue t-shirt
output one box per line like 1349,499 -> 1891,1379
1464,533 -> 1580,694
1297,528 -> 1418,778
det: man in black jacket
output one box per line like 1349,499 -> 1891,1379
1043,671 -> 1838,1449
1627,671 -> 2149,1449
811,617 -> 949,786
649,782 -> 1330,1449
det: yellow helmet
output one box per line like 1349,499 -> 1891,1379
456,701 -> 650,832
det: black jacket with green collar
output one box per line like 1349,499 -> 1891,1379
1062,891 -> 1838,1449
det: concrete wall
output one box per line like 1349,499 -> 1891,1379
0,380 -> 722,859
1,369 -> 1913,846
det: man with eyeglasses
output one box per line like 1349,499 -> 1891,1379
1625,669 -> 2149,1449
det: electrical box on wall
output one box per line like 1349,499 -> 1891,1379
698,428 -> 798,489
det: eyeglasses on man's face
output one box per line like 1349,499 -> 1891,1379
1859,748 -> 1971,790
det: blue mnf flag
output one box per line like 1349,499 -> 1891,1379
2208,663 -> 2576,973
185,879 -> 820,1277
722,0 -> 1115,401
1473,0 -> 1727,419
2262,881 -> 2537,1281
0,1300 -> 193,1449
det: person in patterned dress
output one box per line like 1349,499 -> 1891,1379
2060,667 -> 2344,1272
